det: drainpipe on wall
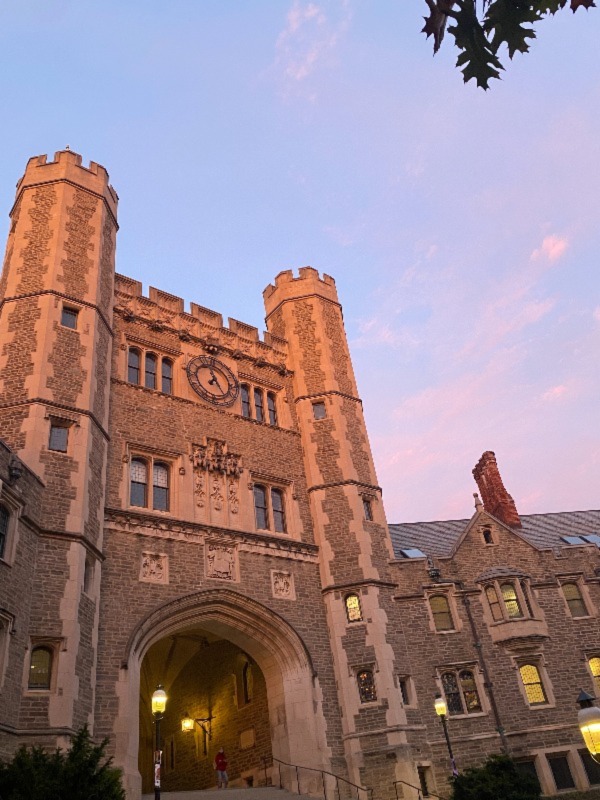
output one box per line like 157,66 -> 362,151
457,582 -> 510,755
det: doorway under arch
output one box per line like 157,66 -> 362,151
113,588 -> 331,799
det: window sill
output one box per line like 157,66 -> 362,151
446,711 -> 487,720
433,629 -> 458,635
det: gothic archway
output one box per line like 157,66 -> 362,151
112,589 -> 330,798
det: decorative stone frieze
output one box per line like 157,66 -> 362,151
271,570 -> 295,600
206,541 -> 238,582
140,552 -> 168,584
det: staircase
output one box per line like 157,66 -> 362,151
142,788 -> 308,800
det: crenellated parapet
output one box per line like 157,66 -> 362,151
14,149 -> 118,223
114,273 -> 288,371
263,266 -> 339,316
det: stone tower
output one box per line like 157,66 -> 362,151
263,268 -> 415,792
0,150 -> 118,742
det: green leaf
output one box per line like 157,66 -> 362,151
447,0 -> 504,88
484,0 -> 540,58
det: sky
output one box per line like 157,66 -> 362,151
0,1 -> 598,523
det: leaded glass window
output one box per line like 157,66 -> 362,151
130,459 -> 148,507
519,664 -> 547,705
589,657 -> 600,698
128,348 -> 141,384
161,359 -> 173,394
267,393 -> 277,426
254,485 -> 268,529
430,595 -> 454,631
153,463 -> 169,511
563,582 -> 588,618
441,672 -> 463,715
357,669 -> 377,703
501,583 -> 523,618
0,505 -> 8,560
485,585 -> 503,621
271,488 -> 286,533
29,646 -> 52,690
345,594 -> 362,622
459,670 -> 482,713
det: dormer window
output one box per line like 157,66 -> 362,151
482,527 -> 494,545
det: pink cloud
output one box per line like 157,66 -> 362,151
530,234 -> 568,262
542,384 -> 568,401
593,307 -> 600,323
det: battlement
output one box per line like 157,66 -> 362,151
15,150 -> 118,218
114,273 -> 288,365
263,267 -> 339,318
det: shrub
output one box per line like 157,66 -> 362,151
0,726 -> 126,800
451,754 -> 541,800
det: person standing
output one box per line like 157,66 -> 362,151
214,747 -> 228,789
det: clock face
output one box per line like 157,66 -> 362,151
186,356 -> 240,407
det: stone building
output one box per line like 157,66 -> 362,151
0,150 -> 599,799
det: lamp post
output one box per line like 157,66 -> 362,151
578,689 -> 600,763
435,695 -> 458,776
152,685 -> 167,800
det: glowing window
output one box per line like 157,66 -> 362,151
357,669 -> 377,703
589,658 -> 600,697
519,664 -> 547,705
345,594 -> 362,622
501,583 -> 523,618
29,646 -> 53,690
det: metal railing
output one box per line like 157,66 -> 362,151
393,778 -> 448,800
261,756 -> 373,800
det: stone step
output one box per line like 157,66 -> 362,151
142,788 -> 306,800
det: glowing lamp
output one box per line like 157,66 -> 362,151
181,714 -> 195,733
151,685 -> 167,716
578,690 -> 600,759
434,695 -> 447,718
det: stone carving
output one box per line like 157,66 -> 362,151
192,439 -> 242,514
140,552 -> 168,584
206,542 -> 237,581
228,478 -> 239,514
271,570 -> 295,600
211,474 -> 224,511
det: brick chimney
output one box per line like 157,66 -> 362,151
472,451 -> 522,528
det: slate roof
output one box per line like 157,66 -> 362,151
389,509 -> 600,560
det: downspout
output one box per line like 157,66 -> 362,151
457,582 -> 510,754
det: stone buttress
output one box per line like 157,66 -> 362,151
0,150 -> 118,744
263,268 -> 417,795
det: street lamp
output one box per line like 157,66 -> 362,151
435,695 -> 458,776
152,685 -> 167,800
578,689 -> 600,763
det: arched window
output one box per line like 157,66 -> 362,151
441,669 -> 482,715
161,359 -> 173,394
430,595 -> 454,631
563,582 -> 588,618
254,388 -> 264,423
241,385 -> 251,418
0,504 -> 9,560
345,593 -> 362,622
271,488 -> 286,533
242,662 -> 253,704
482,528 -> 494,544
130,459 -> 148,507
267,393 -> 277,426
501,583 -> 523,618
253,485 -> 268,529
29,646 -> 53,690
357,669 -> 377,703
145,353 -> 157,389
485,585 -> 503,621
589,657 -> 600,697
153,463 -> 169,511
519,664 -> 547,705
127,348 -> 141,384
459,670 -> 482,713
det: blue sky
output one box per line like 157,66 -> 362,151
0,1 -> 598,522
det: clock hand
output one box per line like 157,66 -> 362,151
207,368 -> 224,391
